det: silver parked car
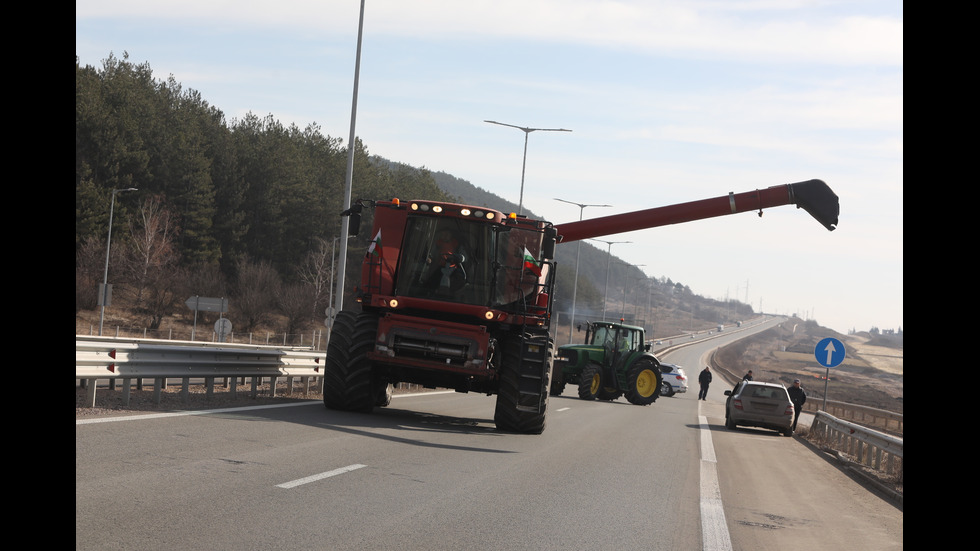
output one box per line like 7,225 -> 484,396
724,380 -> 795,436
659,363 -> 688,397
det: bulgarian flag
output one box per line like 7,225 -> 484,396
366,229 -> 382,258
522,246 -> 542,277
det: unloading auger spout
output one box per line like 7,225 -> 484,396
554,179 -> 839,244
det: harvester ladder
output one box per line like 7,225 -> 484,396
515,332 -> 550,413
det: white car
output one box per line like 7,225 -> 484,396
659,363 -> 688,397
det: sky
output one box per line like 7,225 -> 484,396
76,1 -> 903,336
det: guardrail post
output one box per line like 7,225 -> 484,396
85,380 -> 97,408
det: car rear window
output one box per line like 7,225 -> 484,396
745,386 -> 785,399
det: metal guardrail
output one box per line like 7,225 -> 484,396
802,400 -> 902,434
76,336 -> 326,407
809,411 -> 903,477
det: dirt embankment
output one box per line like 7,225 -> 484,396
713,320 -> 903,414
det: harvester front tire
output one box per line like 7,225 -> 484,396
494,334 -> 550,434
323,310 -> 378,413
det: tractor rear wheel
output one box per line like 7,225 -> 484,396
624,357 -> 662,406
323,310 -> 378,413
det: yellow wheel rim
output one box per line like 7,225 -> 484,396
590,373 -> 601,394
636,369 -> 657,398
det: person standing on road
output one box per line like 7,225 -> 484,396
698,366 -> 712,400
787,379 -> 807,431
742,370 -> 754,381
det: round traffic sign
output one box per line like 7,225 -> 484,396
814,337 -> 845,368
214,317 -> 232,335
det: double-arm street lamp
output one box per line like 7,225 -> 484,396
554,198 -> 611,343
590,239 -> 631,321
99,187 -> 138,336
485,120 -> 571,215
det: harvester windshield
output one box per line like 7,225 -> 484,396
394,214 -> 546,309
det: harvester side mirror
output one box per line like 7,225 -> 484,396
542,227 -> 557,259
341,203 -> 364,237
348,212 -> 361,236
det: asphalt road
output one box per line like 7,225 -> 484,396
76,318 -> 902,551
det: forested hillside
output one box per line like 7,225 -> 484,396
76,53 -> 753,340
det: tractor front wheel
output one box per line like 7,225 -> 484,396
624,357 -> 662,406
577,362 -> 603,401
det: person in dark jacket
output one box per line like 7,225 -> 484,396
787,379 -> 807,431
698,366 -> 712,400
742,370 -> 754,381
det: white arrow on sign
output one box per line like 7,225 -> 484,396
821,339 -> 838,367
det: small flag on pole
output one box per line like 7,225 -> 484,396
366,229 -> 382,257
522,246 -> 542,277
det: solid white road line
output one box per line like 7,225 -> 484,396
75,401 -> 321,425
276,464 -> 367,489
699,410 -> 733,551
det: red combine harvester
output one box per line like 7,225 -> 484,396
324,179 -> 838,434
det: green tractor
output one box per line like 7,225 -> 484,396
551,321 -> 663,405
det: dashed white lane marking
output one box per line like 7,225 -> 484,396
699,410 -> 733,551
277,464 -> 367,489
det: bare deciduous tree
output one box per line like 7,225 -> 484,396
124,195 -> 180,308
233,258 -> 281,332
296,236 -> 336,325
76,236 -> 106,312
122,195 -> 182,328
276,283 -> 316,343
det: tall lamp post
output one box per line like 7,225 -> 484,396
334,0 -> 367,317
99,187 -> 138,336
591,239 -> 631,321
485,120 -> 571,215
554,198 -> 611,343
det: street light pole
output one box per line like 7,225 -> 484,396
334,0 -> 367,317
485,120 -> 571,215
99,187 -> 138,336
591,239 -> 631,322
555,198 -> 611,343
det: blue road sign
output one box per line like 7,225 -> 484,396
815,337 -> 846,368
